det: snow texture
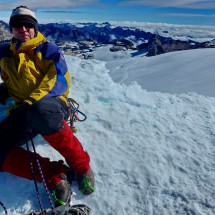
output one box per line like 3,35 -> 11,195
0,25 -> 215,215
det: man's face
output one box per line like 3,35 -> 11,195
12,22 -> 35,42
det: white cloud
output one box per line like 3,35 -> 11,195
159,13 -> 215,17
119,0 -> 215,9
0,0 -> 104,10
0,0 -> 214,11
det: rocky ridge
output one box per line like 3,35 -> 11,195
0,20 -> 214,59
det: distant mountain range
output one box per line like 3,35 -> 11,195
0,20 -> 214,58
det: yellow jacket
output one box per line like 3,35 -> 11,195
0,32 -> 70,107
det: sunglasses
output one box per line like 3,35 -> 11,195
12,23 -> 35,29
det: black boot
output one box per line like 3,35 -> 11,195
77,167 -> 95,195
65,165 -> 95,195
51,174 -> 72,207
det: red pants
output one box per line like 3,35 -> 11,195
2,120 -> 90,189
1,98 -> 90,189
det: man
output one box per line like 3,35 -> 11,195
0,5 -> 95,206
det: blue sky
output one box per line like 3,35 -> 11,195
0,0 -> 215,26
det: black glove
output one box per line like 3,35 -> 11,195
0,84 -> 10,105
9,102 -> 30,115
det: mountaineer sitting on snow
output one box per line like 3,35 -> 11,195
0,5 -> 95,206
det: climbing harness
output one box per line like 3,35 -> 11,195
25,131 -> 55,215
67,98 -> 87,133
0,201 -> 7,215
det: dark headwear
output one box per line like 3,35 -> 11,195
9,5 -> 38,32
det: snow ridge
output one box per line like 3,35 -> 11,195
0,54 -> 215,214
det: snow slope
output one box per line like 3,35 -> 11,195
0,48 -> 215,214
94,46 -> 215,97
